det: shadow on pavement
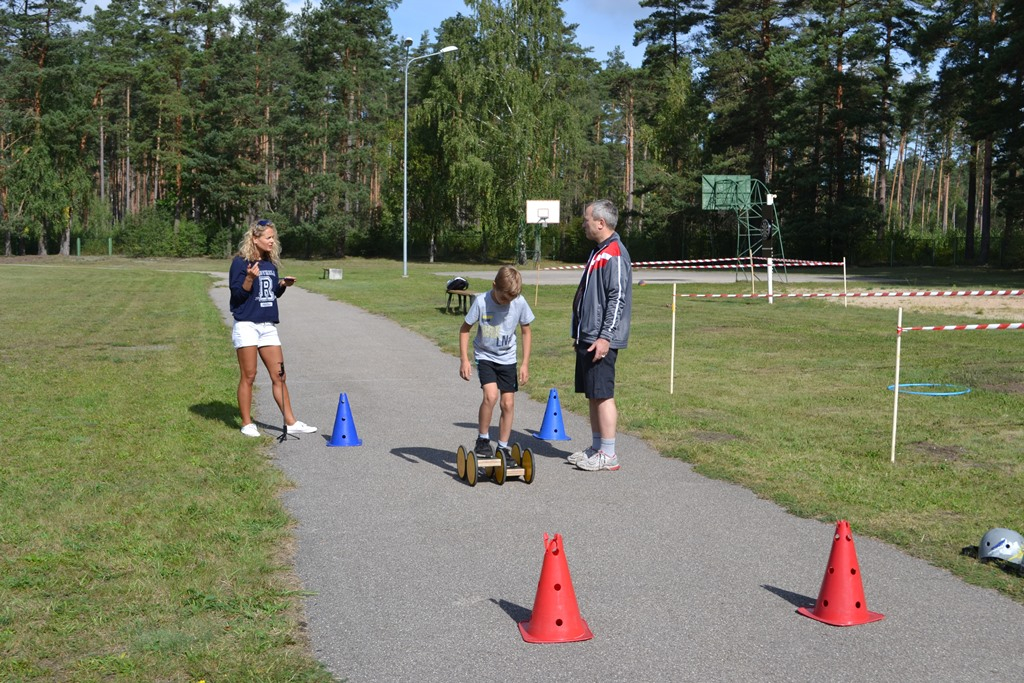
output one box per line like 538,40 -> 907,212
490,598 -> 532,624
390,446 -> 459,477
761,584 -> 816,610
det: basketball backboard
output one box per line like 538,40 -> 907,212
701,175 -> 751,210
526,200 -> 560,224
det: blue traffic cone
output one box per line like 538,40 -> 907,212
534,388 -> 571,441
327,393 -> 363,447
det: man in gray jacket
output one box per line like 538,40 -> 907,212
568,199 -> 632,471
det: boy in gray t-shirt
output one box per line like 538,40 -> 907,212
459,266 -> 535,468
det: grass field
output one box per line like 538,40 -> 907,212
1,261 -> 334,681
3,255 -> 1023,680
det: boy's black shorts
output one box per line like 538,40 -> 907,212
477,359 -> 518,393
574,344 -> 617,399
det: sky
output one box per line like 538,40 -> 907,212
390,0 -> 652,67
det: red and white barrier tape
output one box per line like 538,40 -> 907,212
677,289 -> 1024,299
771,259 -> 845,267
637,263 -> 764,270
634,257 -> 750,266
543,257 -> 845,271
899,322 -> 1024,333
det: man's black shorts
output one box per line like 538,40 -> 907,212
574,345 -> 617,399
477,359 -> 518,393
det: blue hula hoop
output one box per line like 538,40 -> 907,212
886,383 -> 971,396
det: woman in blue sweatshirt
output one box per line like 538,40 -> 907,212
229,219 -> 317,437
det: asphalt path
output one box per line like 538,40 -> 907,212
208,270 -> 1024,682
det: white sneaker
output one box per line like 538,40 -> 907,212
567,447 -> 596,465
576,450 -> 620,471
287,420 -> 318,434
240,423 -> 260,437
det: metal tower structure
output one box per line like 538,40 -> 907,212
701,175 -> 785,280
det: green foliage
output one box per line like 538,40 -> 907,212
119,207 -> 208,257
0,0 -> 1022,265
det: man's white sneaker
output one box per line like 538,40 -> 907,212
240,423 -> 261,437
287,420 -> 318,434
576,450 -> 620,471
567,447 -> 596,465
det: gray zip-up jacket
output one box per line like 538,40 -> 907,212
571,232 -> 632,348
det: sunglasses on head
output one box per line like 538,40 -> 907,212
256,219 -> 272,226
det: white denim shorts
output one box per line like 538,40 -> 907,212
232,321 -> 281,349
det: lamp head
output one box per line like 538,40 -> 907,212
439,45 -> 458,54
403,37 -> 413,47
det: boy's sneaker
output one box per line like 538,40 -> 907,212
474,437 -> 493,458
496,446 -> 516,470
287,420 -> 318,434
240,423 -> 260,437
576,450 -> 620,471
567,446 -> 596,465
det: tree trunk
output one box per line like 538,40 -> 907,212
979,136 -> 993,264
921,155 -> 935,230
624,87 -> 635,234
907,152 -> 922,230
999,168 -> 1016,265
97,89 -> 106,201
125,85 -> 132,219
833,0 -> 847,206
887,131 -> 906,231
1,187 -> 9,256
875,132 -> 887,240
965,141 -> 977,261
942,172 -> 951,234
60,211 -> 71,256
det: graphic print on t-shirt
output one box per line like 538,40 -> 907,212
257,268 -> 277,307
480,313 -> 514,350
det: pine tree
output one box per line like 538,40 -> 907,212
0,0 -> 87,254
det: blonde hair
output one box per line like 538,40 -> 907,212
237,219 -> 282,268
492,266 -> 522,304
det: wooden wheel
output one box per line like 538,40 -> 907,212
466,450 -> 478,487
493,453 -> 507,485
522,448 -> 535,484
456,445 -> 467,480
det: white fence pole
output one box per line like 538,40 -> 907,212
843,257 -> 848,308
890,307 -> 903,464
670,283 -> 677,395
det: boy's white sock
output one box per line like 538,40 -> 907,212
600,438 -> 616,457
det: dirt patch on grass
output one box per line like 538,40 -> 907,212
980,382 -> 1024,394
908,440 -> 967,462
691,430 -> 738,443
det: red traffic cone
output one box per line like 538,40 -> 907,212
798,520 -> 884,627
518,533 -> 593,643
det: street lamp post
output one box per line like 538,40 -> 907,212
403,43 -> 458,278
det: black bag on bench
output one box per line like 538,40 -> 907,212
446,276 -> 468,291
